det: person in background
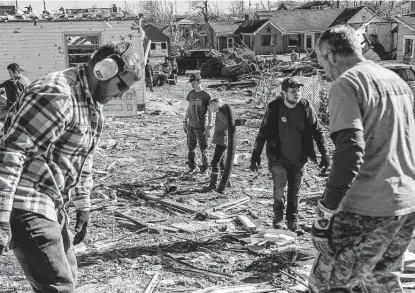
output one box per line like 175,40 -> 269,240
290,50 -> 299,62
0,41 -> 142,293
183,73 -> 212,174
250,77 -> 329,232
144,59 -> 154,92
309,24 -> 415,293
0,63 -> 31,109
205,97 -> 235,193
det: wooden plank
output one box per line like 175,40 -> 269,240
238,215 -> 257,231
113,211 -> 160,234
144,271 -> 160,293
212,197 -> 250,211
141,193 -> 200,213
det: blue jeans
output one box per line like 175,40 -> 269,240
10,209 -> 77,293
270,161 -> 304,221
187,125 -> 209,171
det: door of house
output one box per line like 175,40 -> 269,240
305,33 -> 314,51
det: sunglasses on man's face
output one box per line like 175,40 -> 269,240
116,74 -> 130,93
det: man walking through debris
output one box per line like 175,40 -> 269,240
183,73 -> 212,174
0,41 -> 141,293
205,97 -> 236,193
309,25 -> 415,293
145,58 -> 154,91
0,63 -> 31,109
250,77 -> 329,232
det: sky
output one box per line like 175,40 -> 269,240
0,0 -> 234,14
0,0 -> 288,15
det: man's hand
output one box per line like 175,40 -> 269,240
250,154 -> 261,172
312,200 -> 336,256
0,222 -> 10,255
319,155 -> 329,175
183,121 -> 188,134
204,125 -> 212,137
73,210 -> 90,246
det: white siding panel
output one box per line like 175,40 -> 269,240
0,20 -> 145,113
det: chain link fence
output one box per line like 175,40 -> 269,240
254,73 -> 331,125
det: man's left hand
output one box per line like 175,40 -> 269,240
312,200 -> 336,256
73,210 -> 90,246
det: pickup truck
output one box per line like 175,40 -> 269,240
174,49 -> 220,75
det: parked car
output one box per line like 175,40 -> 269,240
377,61 -> 415,93
174,49 -> 220,75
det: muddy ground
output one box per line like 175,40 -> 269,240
1,76 -> 414,293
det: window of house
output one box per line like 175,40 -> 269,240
161,42 -> 167,50
65,34 -> 100,67
261,35 -> 271,46
150,43 -> 156,50
227,37 -> 234,49
288,34 -> 299,47
272,34 -> 278,46
404,36 -> 415,58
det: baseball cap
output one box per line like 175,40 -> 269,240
281,77 -> 303,91
188,73 -> 201,83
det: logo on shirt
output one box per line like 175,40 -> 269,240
281,116 -> 287,123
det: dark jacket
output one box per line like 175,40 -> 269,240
145,64 -> 153,78
253,95 -> 327,165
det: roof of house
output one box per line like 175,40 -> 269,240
329,6 -> 366,27
209,21 -> 240,36
144,24 -> 170,42
392,14 -> 415,31
234,19 -> 268,34
268,8 -> 343,33
298,1 -> 333,9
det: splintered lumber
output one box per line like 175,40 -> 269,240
238,215 -> 257,231
142,193 -> 199,213
114,211 -> 160,234
144,271 -> 160,293
212,197 -> 250,211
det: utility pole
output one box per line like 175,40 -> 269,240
249,0 -> 251,15
43,0 -> 47,12
15,0 -> 18,10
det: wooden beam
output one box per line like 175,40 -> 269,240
212,197 -> 250,211
142,193 -> 199,213
238,215 -> 257,231
144,271 -> 160,293
114,211 -> 160,234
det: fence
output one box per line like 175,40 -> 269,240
254,73 -> 330,124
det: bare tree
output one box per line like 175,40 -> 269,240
128,0 -> 174,29
229,0 -> 245,17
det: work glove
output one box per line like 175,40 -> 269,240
183,121 -> 188,134
319,155 -> 329,175
250,153 -> 261,172
73,210 -> 90,246
0,221 -> 10,255
312,200 -> 336,256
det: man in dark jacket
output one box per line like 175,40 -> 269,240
145,59 -> 154,91
250,77 -> 329,232
0,63 -> 31,109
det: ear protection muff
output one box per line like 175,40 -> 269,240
93,43 -> 132,81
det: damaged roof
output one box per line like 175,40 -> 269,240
329,6 -> 366,27
268,8 -> 343,33
209,21 -> 240,36
392,14 -> 415,31
235,19 -> 268,34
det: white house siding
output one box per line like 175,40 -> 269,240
397,25 -> 415,64
348,7 -> 383,25
0,20 -> 146,115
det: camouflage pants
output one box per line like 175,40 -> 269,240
309,211 -> 415,293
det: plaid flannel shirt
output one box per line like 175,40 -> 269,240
0,65 -> 103,223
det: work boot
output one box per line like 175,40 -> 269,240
203,172 -> 218,192
272,200 -> 284,229
286,219 -> 298,232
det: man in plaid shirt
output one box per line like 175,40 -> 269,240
0,41 -> 141,292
